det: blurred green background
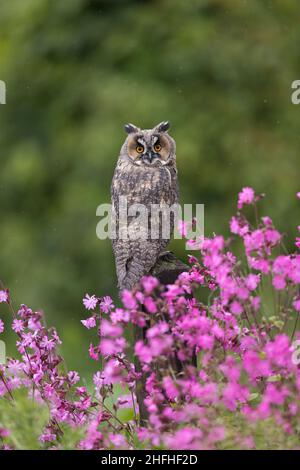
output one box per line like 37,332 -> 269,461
0,0 -> 299,374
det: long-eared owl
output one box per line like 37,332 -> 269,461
111,121 -> 179,291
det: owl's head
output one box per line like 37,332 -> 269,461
121,121 -> 176,167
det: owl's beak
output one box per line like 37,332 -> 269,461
143,150 -> 157,164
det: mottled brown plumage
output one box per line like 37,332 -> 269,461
111,122 -> 179,291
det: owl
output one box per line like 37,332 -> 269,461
111,121 -> 179,291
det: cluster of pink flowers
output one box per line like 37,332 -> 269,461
0,188 -> 300,450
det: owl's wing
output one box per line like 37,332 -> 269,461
112,240 -> 131,289
111,165 -> 130,288
119,240 -> 164,291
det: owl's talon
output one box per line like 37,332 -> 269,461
158,251 -> 174,261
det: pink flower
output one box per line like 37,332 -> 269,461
243,350 -> 270,380
83,294 -> 98,310
93,371 -> 103,389
245,274 -> 260,291
79,419 -> 103,450
39,428 -> 57,443
0,319 -> 4,333
237,286 -> 249,300
197,334 -> 214,351
297,192 -> 300,199
248,257 -> 270,274
81,316 -> 96,329
100,296 -> 114,313
238,187 -> 255,209
177,220 -> 188,237
251,296 -> 261,311
67,371 -> 80,385
265,229 -> 281,245
99,338 -> 126,355
262,216 -> 273,226
0,290 -> 9,303
116,394 -> 134,409
100,319 -> 122,337
144,297 -> 157,313
272,275 -> 286,290
244,229 -> 264,252
163,284 -> 184,300
110,308 -> 130,324
293,298 -> 300,312
89,343 -> 99,361
135,341 -> 152,364
230,216 -> 240,234
273,255 -> 291,276
101,359 -> 124,385
163,376 -> 179,400
40,336 -> 56,351
142,276 -> 159,294
220,357 -> 241,381
230,217 -> 249,236
108,433 -> 127,448
165,427 -> 203,450
264,334 -> 291,368
12,319 -> 24,333
223,382 -> 249,411
0,428 -> 10,439
121,290 -> 137,309
230,301 -> 243,315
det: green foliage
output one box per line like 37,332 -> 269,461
0,389 -> 86,449
1,390 -> 298,450
0,0 -> 299,372
219,412 -> 299,450
0,389 -> 49,450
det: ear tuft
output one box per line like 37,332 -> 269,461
156,121 -> 170,133
124,123 -> 139,134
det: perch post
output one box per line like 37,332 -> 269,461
134,252 -> 189,425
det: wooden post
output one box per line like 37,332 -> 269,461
134,252 -> 189,425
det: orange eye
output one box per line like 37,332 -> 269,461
136,145 -> 144,154
154,144 -> 162,152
